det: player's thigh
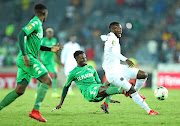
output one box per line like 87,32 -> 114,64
17,67 -> 32,86
112,75 -> 131,92
18,55 -> 48,81
84,84 -> 102,102
122,65 -> 139,80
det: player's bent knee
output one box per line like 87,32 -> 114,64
15,87 -> 26,96
144,72 -> 148,78
53,73 -> 57,79
127,86 -> 136,94
44,78 -> 52,86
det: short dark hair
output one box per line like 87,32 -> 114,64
109,22 -> 119,30
74,50 -> 84,59
34,4 -> 47,15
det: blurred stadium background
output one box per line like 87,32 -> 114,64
0,0 -> 180,90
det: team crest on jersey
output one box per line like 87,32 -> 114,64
112,40 -> 115,45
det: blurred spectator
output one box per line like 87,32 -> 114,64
65,3 -> 75,26
147,40 -> 158,60
117,0 -> 125,5
86,45 -> 94,60
21,0 -> 31,10
81,26 -> 92,39
154,0 -> 166,23
5,24 -> 15,37
162,29 -> 172,41
166,15 -> 175,24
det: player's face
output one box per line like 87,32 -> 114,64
46,31 -> 54,39
76,54 -> 87,67
43,10 -> 48,22
114,24 -> 122,38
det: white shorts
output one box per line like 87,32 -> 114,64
104,65 -> 139,91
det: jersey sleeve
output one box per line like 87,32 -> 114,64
64,72 -> 74,87
91,66 -> 101,84
106,36 -> 127,61
22,20 -> 39,36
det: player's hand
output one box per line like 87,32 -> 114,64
56,104 -> 62,109
51,43 -> 63,53
51,104 -> 62,112
126,59 -> 134,68
23,55 -> 30,67
110,100 -> 120,103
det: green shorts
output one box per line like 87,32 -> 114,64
43,62 -> 57,73
84,84 -> 105,102
16,54 -> 48,86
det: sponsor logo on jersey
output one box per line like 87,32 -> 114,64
76,71 -> 82,74
77,73 -> 93,81
28,25 -> 32,30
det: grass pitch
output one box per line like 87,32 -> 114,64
0,88 -> 180,126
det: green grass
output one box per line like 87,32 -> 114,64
0,88 -> 180,126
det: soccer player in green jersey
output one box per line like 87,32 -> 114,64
0,4 -> 63,122
53,51 -> 124,114
38,28 -> 61,98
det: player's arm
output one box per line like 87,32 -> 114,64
20,21 -> 39,67
40,43 -> 63,53
107,38 -> 134,67
55,73 -> 74,110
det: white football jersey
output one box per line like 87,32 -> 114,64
61,41 -> 81,76
101,32 -> 127,71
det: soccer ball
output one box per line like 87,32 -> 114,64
154,86 -> 168,100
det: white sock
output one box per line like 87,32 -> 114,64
134,78 -> 147,92
131,92 -> 151,113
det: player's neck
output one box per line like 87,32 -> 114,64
35,15 -> 44,23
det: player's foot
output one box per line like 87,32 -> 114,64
100,102 -> 109,114
139,93 -> 146,99
148,110 -> 159,115
51,92 -> 60,98
29,109 -> 47,122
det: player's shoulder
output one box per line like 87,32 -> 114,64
69,66 -> 78,75
29,17 -> 40,25
87,65 -> 95,71
107,32 -> 116,41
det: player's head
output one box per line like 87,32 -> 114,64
46,28 -> 54,39
109,22 -> 122,38
69,35 -> 77,43
34,4 -> 48,22
74,50 -> 87,67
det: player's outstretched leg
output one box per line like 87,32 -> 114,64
0,84 -> 26,110
127,86 -> 159,115
99,84 -> 122,114
29,74 -> 52,122
113,76 -> 159,115
134,70 -> 148,92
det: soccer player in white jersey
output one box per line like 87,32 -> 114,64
101,22 -> 159,115
61,35 -> 81,94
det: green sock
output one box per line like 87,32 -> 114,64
52,78 -> 57,93
37,81 -> 41,90
0,90 -> 19,110
105,95 -> 113,104
34,84 -> 49,111
106,86 -> 123,95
